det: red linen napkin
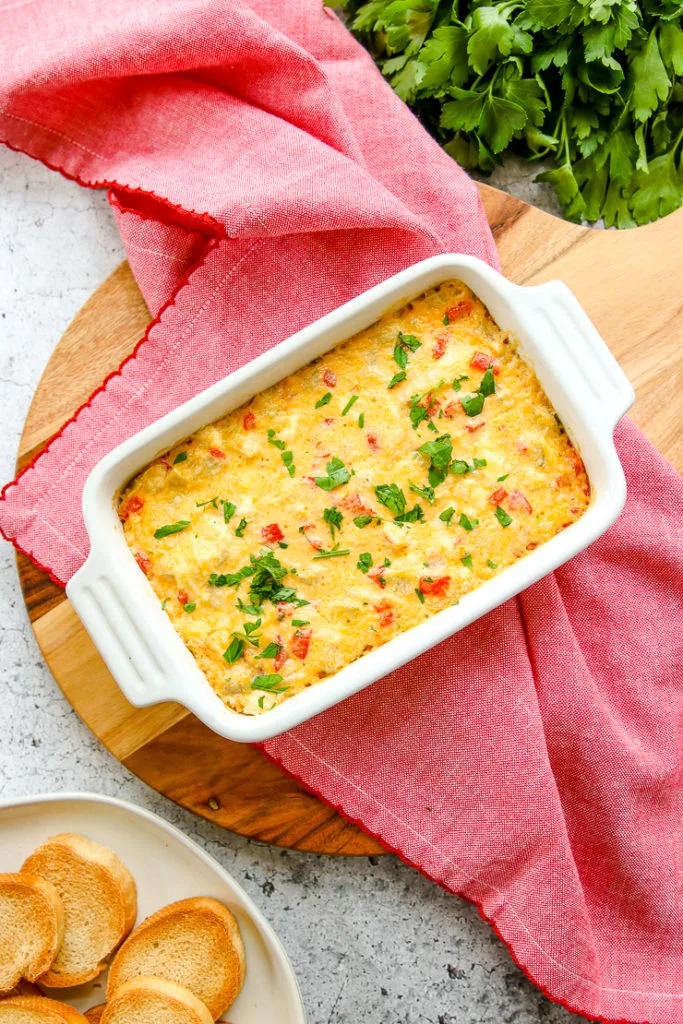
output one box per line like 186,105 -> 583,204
1,3 -> 681,1022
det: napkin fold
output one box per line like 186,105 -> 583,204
1,3 -> 681,1022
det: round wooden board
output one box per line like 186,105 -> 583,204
17,184 -> 683,854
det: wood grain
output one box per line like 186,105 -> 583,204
16,183 -> 683,853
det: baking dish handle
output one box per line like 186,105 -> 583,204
531,280 -> 635,431
67,553 -> 180,709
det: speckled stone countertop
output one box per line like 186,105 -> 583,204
0,146 -> 574,1024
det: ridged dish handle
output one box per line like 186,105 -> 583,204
67,553 -> 177,708
531,280 -> 634,431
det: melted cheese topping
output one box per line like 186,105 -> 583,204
119,280 -> 589,715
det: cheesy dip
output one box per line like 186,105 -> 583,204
119,280 -> 589,716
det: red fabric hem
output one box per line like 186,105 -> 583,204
0,132 -> 225,580
257,742 -> 640,1024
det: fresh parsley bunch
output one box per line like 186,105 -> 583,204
331,0 -> 683,225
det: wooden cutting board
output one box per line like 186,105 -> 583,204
16,184 -> 683,854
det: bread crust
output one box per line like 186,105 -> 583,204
102,977 -> 213,1023
0,995 -> 89,1022
107,898 -> 245,1019
0,873 -> 65,993
84,1007 -> 105,1023
22,834 -> 137,988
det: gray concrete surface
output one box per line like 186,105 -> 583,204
0,146 -> 575,1024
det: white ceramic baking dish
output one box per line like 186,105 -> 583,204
67,255 -> 634,743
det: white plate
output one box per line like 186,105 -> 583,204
0,792 -> 305,1022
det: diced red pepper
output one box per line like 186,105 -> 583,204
446,300 -> 474,321
322,369 -> 337,388
570,449 -> 585,475
464,419 -> 486,433
374,600 -> 394,629
470,351 -> 501,375
209,447 -> 226,460
301,522 -> 324,550
261,523 -> 284,544
432,334 -> 448,360
340,492 -> 375,516
242,411 -> 256,430
444,401 -> 460,419
274,636 -> 288,672
508,490 -> 533,514
291,627 -> 312,660
177,589 -> 189,606
119,494 -> 144,521
323,417 -> 335,426
419,575 -> 450,597
515,439 -> 529,454
367,566 -> 386,587
489,487 -> 509,505
134,551 -> 151,575
367,432 -> 381,452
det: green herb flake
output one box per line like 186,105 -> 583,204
357,552 -> 373,573
196,496 -> 218,509
418,433 -> 453,487
251,674 -> 289,694
316,392 -> 333,409
323,506 -> 344,538
358,412 -> 365,428
267,429 -> 286,450
451,374 -> 468,392
443,314 -> 450,326
393,343 -> 408,370
394,504 -> 424,524
497,473 -> 510,482
461,392 -> 485,417
315,456 -> 351,491
291,619 -> 309,627
479,367 -> 496,397
439,507 -> 456,525
173,451 -> 188,464
495,505 -> 513,528
235,518 -> 248,537
154,520 -> 191,539
458,513 -> 479,531
375,483 -> 406,517
415,587 -> 426,603
409,482 -> 435,505
312,544 -> 351,560
487,559 -> 498,570
223,500 -> 236,523
388,370 -> 407,389
183,602 -> 196,613
223,637 -> 245,665
398,331 -> 421,352
281,450 -> 296,477
161,598 -> 168,611
256,641 -> 283,660
461,554 -> 473,569
342,395 -> 359,416
353,514 -> 375,528
473,458 -> 487,469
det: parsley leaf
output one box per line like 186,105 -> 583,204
409,482 -> 435,505
316,392 -> 333,409
223,637 -> 245,665
173,451 -> 188,464
388,370 -> 407,389
235,518 -> 248,537
357,552 -> 373,573
312,544 -> 351,559
251,674 -> 289,693
439,506 -> 455,524
495,505 -> 513,528
256,641 -> 283,660
461,553 -> 473,569
458,513 -> 478,531
315,457 -> 351,491
323,506 -> 344,538
154,520 -> 190,539
461,392 -> 485,417
353,514 -> 375,528
223,500 -> 236,523
374,483 -> 406,517
418,433 -> 453,486
342,395 -> 359,415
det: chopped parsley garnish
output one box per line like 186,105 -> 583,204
251,674 -> 289,694
342,395 -> 359,416
388,370 -> 406,389
232,619 -> 263,648
183,602 -> 196,613
374,483 -> 405,517
418,433 -> 453,487
256,641 -> 282,660
223,500 -> 236,523
451,374 -> 469,392
267,429 -> 286,450
154,520 -> 191,539
495,505 -> 513,528
487,560 -> 498,570
223,637 -> 245,665
248,551 -> 288,604
408,382 -> 443,431
451,457 -> 486,476
315,456 -> 351,491
358,412 -> 365,428
161,598 -> 168,610
281,450 -> 295,477
316,392 -> 332,409
473,457 -> 487,468
353,514 -> 375,528
196,496 -> 218,508
291,619 -> 309,627
323,507 -> 343,539
415,587 -> 425,603
312,544 -> 351,560
443,314 -> 450,326
393,343 -> 408,370
409,482 -> 435,505
237,597 -> 262,616
461,554 -> 473,569
497,473 -> 509,482
173,451 -> 188,464
235,518 -> 248,537
394,504 -> 424,524
458,513 -> 478,531
439,507 -> 456,525
462,367 -> 496,417
357,552 -> 373,573
278,541 -> 288,549
398,331 -> 421,352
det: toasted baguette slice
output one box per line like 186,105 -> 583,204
22,834 -> 137,987
2,984 -> 41,1000
0,995 -> 88,1022
84,1007 -> 105,1023
102,978 -> 213,1024
107,898 -> 245,1019
0,873 -> 65,993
